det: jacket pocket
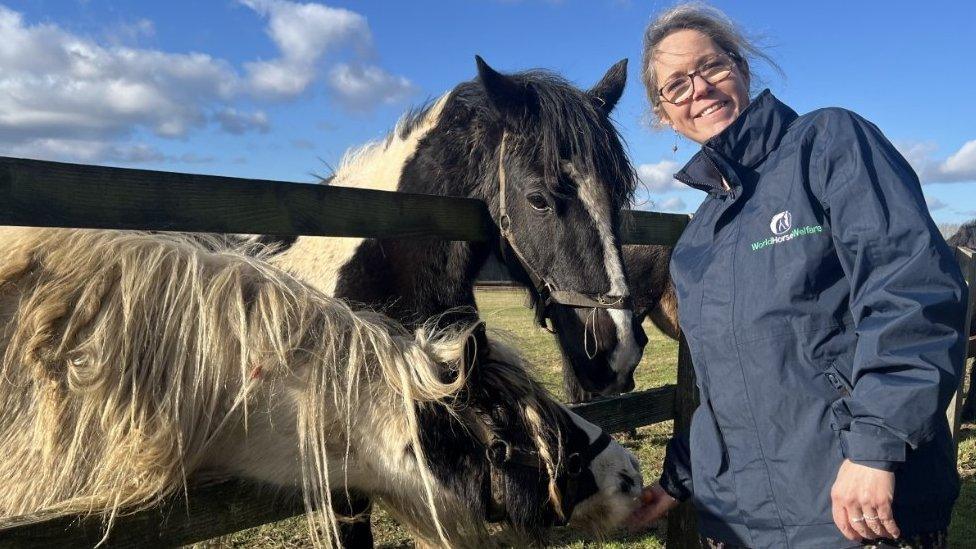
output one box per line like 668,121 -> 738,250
823,362 -> 853,397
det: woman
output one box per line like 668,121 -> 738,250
627,4 -> 968,549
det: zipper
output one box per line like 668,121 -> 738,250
824,362 -> 853,397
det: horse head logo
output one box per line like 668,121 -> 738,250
770,211 -> 792,235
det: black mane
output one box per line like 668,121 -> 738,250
446,70 -> 637,205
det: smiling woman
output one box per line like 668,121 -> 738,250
627,4 -> 970,549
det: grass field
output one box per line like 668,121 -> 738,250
209,289 -> 975,548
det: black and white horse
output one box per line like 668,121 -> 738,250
261,57 -> 647,400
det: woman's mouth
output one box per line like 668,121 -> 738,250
696,100 -> 728,119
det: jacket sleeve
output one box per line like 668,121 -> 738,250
811,109 -> 969,470
659,428 -> 693,501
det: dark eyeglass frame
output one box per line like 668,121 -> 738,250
657,52 -> 739,105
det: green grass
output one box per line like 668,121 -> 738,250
203,289 -> 974,548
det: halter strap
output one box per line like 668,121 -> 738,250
495,132 -> 632,332
480,420 -> 614,525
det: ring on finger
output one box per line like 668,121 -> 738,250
864,516 -> 879,521
851,516 -> 865,523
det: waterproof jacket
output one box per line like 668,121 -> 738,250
659,90 -> 969,548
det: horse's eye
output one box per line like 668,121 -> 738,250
526,193 -> 550,212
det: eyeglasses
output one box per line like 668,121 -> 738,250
657,54 -> 737,105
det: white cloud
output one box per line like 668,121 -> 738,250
0,2 -> 413,164
214,108 -> 270,135
659,196 -> 687,212
0,138 -> 165,164
925,195 -> 947,211
636,160 -> 683,193
0,5 -> 240,146
239,0 -> 413,107
327,63 -> 417,112
897,139 -> 976,184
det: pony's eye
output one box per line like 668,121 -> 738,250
526,193 -> 550,211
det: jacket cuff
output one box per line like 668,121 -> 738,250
839,423 -> 907,463
659,435 -> 693,502
849,459 -> 900,472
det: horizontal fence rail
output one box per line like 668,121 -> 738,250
0,155 -> 690,547
0,156 -> 689,245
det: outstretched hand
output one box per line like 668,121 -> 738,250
626,483 -> 679,531
831,459 -> 900,541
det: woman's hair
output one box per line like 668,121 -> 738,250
641,2 -> 779,121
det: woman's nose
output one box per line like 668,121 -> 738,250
692,74 -> 715,100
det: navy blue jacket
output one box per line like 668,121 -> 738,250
659,90 -> 968,548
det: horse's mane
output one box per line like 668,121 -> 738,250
330,69 -> 637,208
0,228 -> 567,546
449,69 -> 638,205
330,96 -> 449,190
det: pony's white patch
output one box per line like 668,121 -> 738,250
271,95 -> 450,295
566,163 -> 642,378
562,407 -> 642,528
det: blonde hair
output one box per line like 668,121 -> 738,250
641,2 -> 779,122
0,228 -> 558,547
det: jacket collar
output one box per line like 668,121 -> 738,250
674,90 -> 798,194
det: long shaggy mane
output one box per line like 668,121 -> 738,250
0,228 -> 566,546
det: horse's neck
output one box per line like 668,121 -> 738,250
270,95 -> 490,327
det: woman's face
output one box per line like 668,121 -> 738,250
651,29 -> 750,144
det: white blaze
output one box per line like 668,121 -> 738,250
571,164 -> 642,379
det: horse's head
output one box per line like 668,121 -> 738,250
412,331 -> 642,541
470,57 -> 647,398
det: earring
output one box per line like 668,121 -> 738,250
671,130 -> 679,155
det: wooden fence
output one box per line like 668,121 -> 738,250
0,155 -> 971,548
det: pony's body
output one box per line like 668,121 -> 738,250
623,245 -> 678,341
0,228 -> 641,546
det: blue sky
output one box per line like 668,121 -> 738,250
1,0 -> 973,224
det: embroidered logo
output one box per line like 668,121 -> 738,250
770,211 -> 792,235
751,211 -> 823,252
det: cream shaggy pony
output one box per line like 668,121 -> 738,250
0,228 -> 641,547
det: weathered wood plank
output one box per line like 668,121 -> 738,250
0,481 -> 304,548
0,156 -> 494,242
620,210 -> 690,246
666,335 -> 700,549
949,247 -> 975,450
0,156 -> 689,247
570,385 -> 676,433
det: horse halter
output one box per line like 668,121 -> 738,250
481,423 -> 613,525
495,132 -> 632,332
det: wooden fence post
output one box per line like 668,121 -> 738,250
949,246 -> 975,452
666,333 -> 700,548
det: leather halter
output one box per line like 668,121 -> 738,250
482,425 -> 614,525
495,132 -> 632,332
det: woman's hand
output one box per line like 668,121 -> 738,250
626,483 -> 679,531
830,459 -> 900,541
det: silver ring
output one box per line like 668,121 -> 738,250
864,515 -> 880,521
851,517 -> 865,523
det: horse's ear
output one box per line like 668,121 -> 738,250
476,55 -> 525,124
588,58 -> 627,114
462,322 -> 491,373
